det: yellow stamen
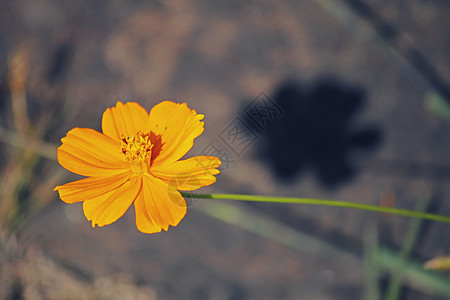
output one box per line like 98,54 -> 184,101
121,131 -> 153,163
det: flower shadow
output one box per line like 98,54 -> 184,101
243,78 -> 382,189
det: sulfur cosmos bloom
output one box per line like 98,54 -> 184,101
54,101 -> 221,233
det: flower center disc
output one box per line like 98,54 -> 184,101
121,131 -> 153,174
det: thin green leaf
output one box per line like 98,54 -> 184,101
364,224 -> 381,300
384,194 -> 430,300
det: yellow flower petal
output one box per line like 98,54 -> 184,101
58,128 -> 129,177
134,191 -> 161,234
83,176 -> 141,227
135,174 -> 186,232
102,101 -> 149,141
145,101 -> 204,166
151,156 -> 221,190
54,172 -> 131,204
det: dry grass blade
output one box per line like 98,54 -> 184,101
8,41 -> 30,135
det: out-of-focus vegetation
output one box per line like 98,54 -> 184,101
198,197 -> 450,299
0,43 -> 59,237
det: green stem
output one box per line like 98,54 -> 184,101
181,192 -> 450,224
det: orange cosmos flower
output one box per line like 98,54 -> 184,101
54,101 -> 221,233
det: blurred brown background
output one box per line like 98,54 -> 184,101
0,0 -> 450,299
